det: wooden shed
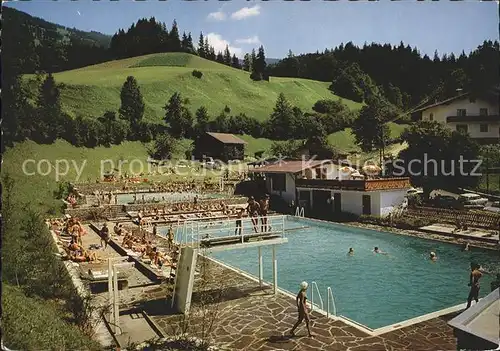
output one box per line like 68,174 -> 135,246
194,132 -> 247,162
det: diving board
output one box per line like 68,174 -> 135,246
170,215 -> 289,314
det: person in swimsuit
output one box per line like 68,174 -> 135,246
247,196 -> 261,233
235,208 -> 244,235
152,223 -> 157,236
259,194 -> 270,232
100,223 -> 110,249
167,225 -> 175,250
373,246 -> 388,255
348,248 -> 354,256
290,281 -> 314,338
430,251 -> 438,261
466,262 -> 483,309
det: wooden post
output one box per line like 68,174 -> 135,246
258,247 -> 263,287
113,265 -> 120,335
107,259 -> 113,325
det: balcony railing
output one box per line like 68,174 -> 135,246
295,177 -> 411,191
447,115 -> 500,122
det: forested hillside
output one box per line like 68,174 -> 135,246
268,41 -> 499,108
3,7 -> 111,74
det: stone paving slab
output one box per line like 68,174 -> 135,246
140,257 -> 458,351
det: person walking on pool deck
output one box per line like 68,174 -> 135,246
247,196 -> 261,233
290,281 -> 314,338
259,194 -> 270,232
466,262 -> 483,309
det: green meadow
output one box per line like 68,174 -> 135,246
25,52 -> 362,122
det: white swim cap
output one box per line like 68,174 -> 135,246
300,281 -> 308,290
430,252 -> 436,256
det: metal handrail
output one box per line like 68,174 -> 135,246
179,214 -> 287,246
310,281 -> 324,312
326,287 -> 337,317
295,207 -> 305,217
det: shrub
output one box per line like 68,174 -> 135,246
2,285 -> 100,350
192,70 -> 203,78
147,134 -> 178,160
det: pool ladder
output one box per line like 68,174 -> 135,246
295,207 -> 305,217
310,281 -> 337,318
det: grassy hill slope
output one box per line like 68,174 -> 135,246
28,53 -> 362,121
328,122 -> 408,153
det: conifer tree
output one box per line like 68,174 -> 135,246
119,76 -> 145,131
198,32 -> 205,57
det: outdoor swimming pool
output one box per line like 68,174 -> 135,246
115,192 -> 225,204
210,216 -> 498,329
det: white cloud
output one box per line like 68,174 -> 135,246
230,5 -> 261,20
207,11 -> 226,21
206,33 -> 243,57
235,36 -> 261,45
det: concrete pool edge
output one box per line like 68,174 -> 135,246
371,302 -> 467,336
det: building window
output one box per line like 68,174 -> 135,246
429,113 -> 434,121
456,109 -> 467,116
271,174 -> 286,192
480,124 -> 488,133
456,124 -> 468,133
315,168 -> 321,179
479,108 -> 488,116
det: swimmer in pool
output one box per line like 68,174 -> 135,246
373,247 -> 388,255
348,248 -> 354,256
429,251 -> 437,261
462,242 -> 470,251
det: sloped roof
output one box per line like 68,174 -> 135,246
413,87 -> 500,113
206,132 -> 247,144
412,93 -> 470,113
248,160 -> 332,174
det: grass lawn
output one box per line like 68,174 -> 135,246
2,139 -> 229,215
328,123 -> 409,153
237,134 -> 275,158
24,53 -> 362,122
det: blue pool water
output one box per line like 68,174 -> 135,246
116,192 -> 224,204
210,217 -> 499,329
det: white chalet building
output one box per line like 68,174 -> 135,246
415,89 -> 499,143
248,160 -> 411,218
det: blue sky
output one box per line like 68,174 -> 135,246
6,0 -> 499,58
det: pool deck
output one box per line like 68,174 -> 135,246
55,214 -> 483,350
419,224 -> 499,244
139,257 -> 459,351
